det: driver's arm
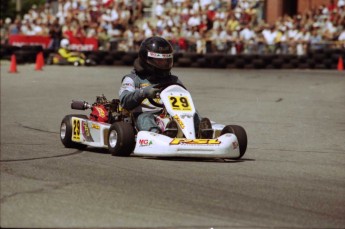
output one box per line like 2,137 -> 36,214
119,77 -> 159,110
119,76 -> 145,110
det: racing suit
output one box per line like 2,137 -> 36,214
119,59 -> 185,133
58,47 -> 85,65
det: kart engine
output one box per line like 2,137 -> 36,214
90,104 -> 108,122
71,95 -> 122,123
89,95 -> 111,123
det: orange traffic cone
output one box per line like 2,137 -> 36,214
337,56 -> 344,71
9,54 -> 18,73
35,52 -> 44,71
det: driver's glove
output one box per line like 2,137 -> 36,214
140,85 -> 160,99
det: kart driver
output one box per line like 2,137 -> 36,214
58,38 -> 86,66
119,36 -> 213,138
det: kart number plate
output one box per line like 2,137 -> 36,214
168,96 -> 191,111
72,118 -> 81,142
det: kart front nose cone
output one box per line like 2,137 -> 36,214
60,123 -> 67,139
109,130 -> 118,148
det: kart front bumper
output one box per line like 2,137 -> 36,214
133,131 -> 240,158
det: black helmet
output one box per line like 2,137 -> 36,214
138,36 -> 174,78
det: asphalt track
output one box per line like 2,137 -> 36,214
1,63 -> 345,228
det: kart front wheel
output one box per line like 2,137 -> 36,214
221,125 -> 247,159
108,122 -> 135,156
60,115 -> 88,149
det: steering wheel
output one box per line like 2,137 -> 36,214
148,82 -> 187,108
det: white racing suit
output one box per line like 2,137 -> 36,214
119,70 -> 187,133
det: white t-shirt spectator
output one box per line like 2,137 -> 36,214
339,30 -> 345,40
262,29 -> 277,45
87,27 -> 96,38
219,30 -> 230,41
193,1 -> 200,12
162,28 -> 174,40
187,14 -> 201,27
239,0 -> 250,10
240,27 -> 255,41
142,22 -> 153,37
324,20 -> 336,34
63,0 -> 72,12
29,9 -> 39,20
287,28 -> 298,40
107,26 -> 122,38
200,0 -> 212,9
56,10 -> 66,24
295,31 -> 310,42
21,23 -> 36,35
154,4 -> 164,17
33,23 -> 43,35
111,8 -> 119,21
101,10 -> 112,22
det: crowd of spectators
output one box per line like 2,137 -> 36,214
1,0 -> 345,55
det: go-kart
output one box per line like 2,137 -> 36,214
46,53 -> 96,66
60,84 -> 247,159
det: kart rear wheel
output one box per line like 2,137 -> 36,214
108,122 -> 135,157
221,125 -> 247,159
60,115 -> 88,149
46,55 -> 53,65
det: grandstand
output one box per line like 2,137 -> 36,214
0,0 -> 344,69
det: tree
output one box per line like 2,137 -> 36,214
0,0 -> 45,20
0,0 -> 16,20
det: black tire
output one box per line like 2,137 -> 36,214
87,54 -> 99,65
177,58 -> 192,67
108,122 -> 135,156
111,50 -> 126,60
252,59 -> 265,69
113,60 -> 123,66
60,115 -> 88,149
281,63 -> 294,69
272,58 -> 283,68
46,54 -> 54,65
234,58 -> 245,68
226,63 -> 236,69
122,54 -> 135,65
103,54 -> 114,65
184,53 -> 202,62
323,59 -> 333,69
221,125 -> 247,159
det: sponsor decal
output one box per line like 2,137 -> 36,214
140,83 -> 151,88
95,107 -> 105,118
173,115 -> 185,129
147,51 -> 173,59
9,35 -> 98,50
82,121 -> 94,142
139,139 -> 153,146
91,123 -> 100,129
122,82 -> 133,87
232,141 -> 239,150
180,113 -> 193,118
142,98 -> 162,108
170,138 -> 221,145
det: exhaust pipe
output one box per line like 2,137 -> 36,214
71,100 -> 90,110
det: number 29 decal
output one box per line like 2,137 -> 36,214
169,96 -> 192,111
72,118 -> 81,141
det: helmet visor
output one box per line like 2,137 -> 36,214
147,51 -> 173,70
